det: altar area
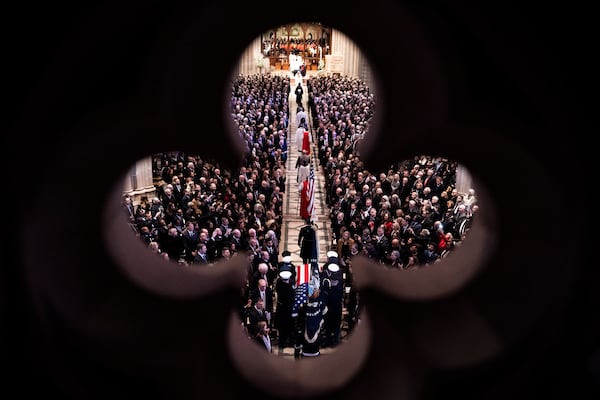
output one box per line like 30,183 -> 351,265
268,58 -> 335,85
289,54 -> 303,73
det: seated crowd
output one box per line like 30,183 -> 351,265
122,72 -> 478,352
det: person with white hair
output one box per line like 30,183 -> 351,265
296,106 -> 307,128
296,149 -> 310,183
265,229 -> 279,253
463,188 -> 478,210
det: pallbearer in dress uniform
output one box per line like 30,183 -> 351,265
298,283 -> 327,358
275,255 -> 296,350
320,251 -> 344,347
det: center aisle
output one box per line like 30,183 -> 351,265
278,72 -> 331,268
270,71 -> 345,357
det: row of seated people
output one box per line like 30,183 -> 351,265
306,74 -> 478,269
124,72 -> 475,356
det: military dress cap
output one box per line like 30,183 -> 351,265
279,262 -> 293,279
327,263 -> 340,272
279,270 -> 292,280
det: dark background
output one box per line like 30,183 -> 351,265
3,1 -> 596,399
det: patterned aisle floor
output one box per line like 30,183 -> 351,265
271,70 -> 341,357
277,71 -> 332,268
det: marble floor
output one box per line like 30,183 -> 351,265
269,71 -> 350,358
278,71 -> 332,268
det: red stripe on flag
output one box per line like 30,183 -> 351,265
304,263 -> 309,284
300,165 -> 315,221
296,263 -> 310,286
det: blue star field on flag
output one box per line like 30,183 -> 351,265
292,282 -> 308,317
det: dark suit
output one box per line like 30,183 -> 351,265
275,277 -> 295,348
180,193 -> 193,211
181,229 -> 199,262
192,250 -> 210,265
172,184 -> 184,203
161,234 -> 184,262
320,267 -> 344,347
250,287 -> 274,314
247,306 -> 268,337
228,236 -> 244,251
262,245 -> 279,267
298,224 -> 317,262
295,84 -> 303,105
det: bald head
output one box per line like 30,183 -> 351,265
258,279 -> 267,290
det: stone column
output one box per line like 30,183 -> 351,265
455,164 -> 473,195
122,156 -> 156,203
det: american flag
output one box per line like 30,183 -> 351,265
300,163 -> 316,221
296,262 -> 310,287
308,164 -> 315,217
292,259 -> 321,317
292,282 -> 308,317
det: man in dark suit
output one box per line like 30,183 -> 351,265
180,221 -> 199,263
191,243 -> 210,265
261,236 -> 279,267
298,221 -> 318,263
161,227 -> 184,262
250,278 -> 274,320
247,297 -> 269,338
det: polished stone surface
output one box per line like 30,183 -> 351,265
279,71 -> 333,270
